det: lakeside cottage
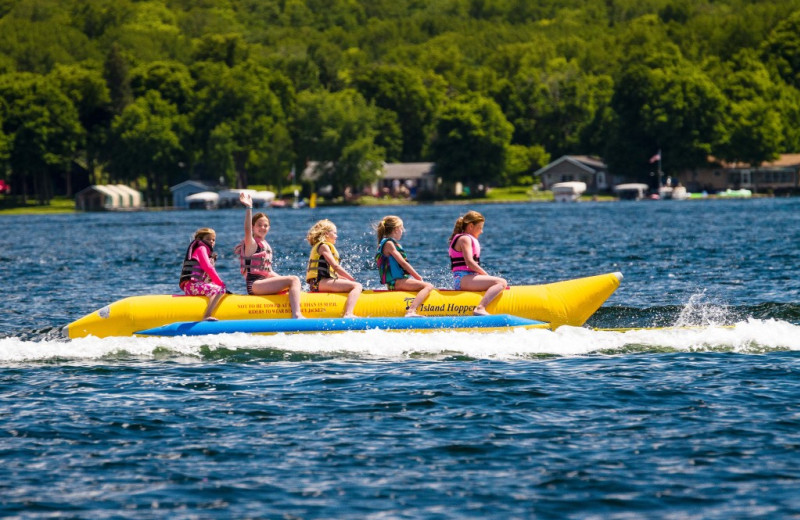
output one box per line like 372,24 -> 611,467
678,154 -> 800,195
535,156 -> 622,195
170,180 -> 218,209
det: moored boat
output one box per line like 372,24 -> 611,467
65,272 -> 623,338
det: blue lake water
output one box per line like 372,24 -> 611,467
2,198 -> 800,518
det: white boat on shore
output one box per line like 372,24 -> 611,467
551,181 -> 587,202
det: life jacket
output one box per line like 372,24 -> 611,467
234,238 -> 273,277
306,241 -> 339,281
376,237 -> 410,286
179,239 -> 217,286
448,233 -> 481,271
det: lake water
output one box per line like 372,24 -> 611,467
2,198 -> 800,518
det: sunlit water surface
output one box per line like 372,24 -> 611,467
2,199 -> 800,518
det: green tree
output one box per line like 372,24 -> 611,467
761,10 -> 800,90
713,51 -> 783,166
352,65 -> 436,161
103,43 -> 132,116
428,93 -> 513,190
191,62 -> 293,189
503,144 -> 550,186
130,61 -> 194,113
193,33 -> 250,67
0,72 -> 83,204
108,90 -> 190,203
293,88 -> 384,196
606,50 -> 728,182
49,64 -> 112,190
502,59 -> 613,157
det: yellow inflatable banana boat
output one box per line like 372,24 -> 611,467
66,272 -> 622,338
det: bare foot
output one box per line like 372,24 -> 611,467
293,315 -> 306,320
204,317 -> 219,321
472,308 -> 489,316
342,313 -> 357,319
405,311 -> 423,318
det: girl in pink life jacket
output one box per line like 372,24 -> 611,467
179,228 -> 227,321
236,191 -> 304,319
375,215 -> 434,317
448,210 -> 507,316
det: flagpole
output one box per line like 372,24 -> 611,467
657,149 -> 662,189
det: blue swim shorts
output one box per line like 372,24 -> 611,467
452,270 -> 477,290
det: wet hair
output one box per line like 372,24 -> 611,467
306,219 -> 336,246
252,212 -> 269,227
194,227 -> 216,242
449,210 -> 485,241
376,215 -> 403,242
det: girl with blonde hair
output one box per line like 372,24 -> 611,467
375,215 -> 434,317
448,210 -> 507,315
305,219 -> 362,317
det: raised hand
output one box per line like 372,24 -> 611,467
239,191 -> 253,208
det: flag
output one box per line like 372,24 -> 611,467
649,151 -> 661,164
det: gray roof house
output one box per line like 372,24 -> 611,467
376,162 -> 437,196
535,155 -> 611,194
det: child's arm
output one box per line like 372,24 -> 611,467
240,192 -> 256,255
319,244 -> 357,282
384,241 -> 423,281
457,236 -> 488,276
193,247 -> 225,286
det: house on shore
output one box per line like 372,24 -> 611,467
678,154 -> 800,194
170,180 -> 218,209
374,162 -> 437,198
535,156 -> 617,194
76,185 -> 143,211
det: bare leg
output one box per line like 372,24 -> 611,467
318,278 -> 363,317
394,278 -> 435,316
458,275 -> 508,315
203,292 -> 225,320
252,275 -> 305,318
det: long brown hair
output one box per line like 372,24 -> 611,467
376,215 -> 402,242
449,210 -> 484,241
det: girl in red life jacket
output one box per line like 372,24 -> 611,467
236,192 -> 304,319
305,219 -> 362,318
179,228 -> 227,320
375,215 -> 434,317
448,210 -> 507,316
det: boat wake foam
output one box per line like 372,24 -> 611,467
3,318 -> 800,363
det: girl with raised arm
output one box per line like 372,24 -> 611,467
235,192 -> 304,318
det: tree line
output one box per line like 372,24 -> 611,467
2,0 -> 800,204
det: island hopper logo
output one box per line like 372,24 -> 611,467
416,302 -> 474,315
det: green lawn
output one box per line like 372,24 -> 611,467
0,196 -> 76,215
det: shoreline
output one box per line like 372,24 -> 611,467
0,193 -> 779,216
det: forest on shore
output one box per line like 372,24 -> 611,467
2,0 -> 800,205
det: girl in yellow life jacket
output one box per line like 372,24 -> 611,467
235,192 -> 304,319
305,219 -> 362,318
375,215 -> 434,317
